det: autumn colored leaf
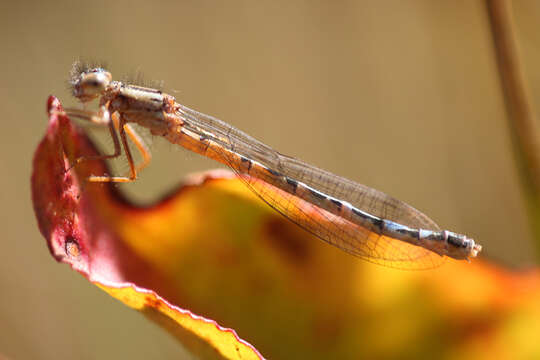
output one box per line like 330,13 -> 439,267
32,96 -> 540,360
32,97 -> 263,360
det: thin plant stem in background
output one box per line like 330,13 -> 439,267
487,0 -> 540,257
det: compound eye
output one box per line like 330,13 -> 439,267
86,79 -> 101,88
73,69 -> 112,102
82,71 -> 110,92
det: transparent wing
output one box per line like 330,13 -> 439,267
216,160 -> 445,269
179,105 -> 445,269
179,105 -> 440,230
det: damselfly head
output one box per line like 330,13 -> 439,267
69,61 -> 112,103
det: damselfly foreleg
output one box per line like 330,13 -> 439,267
63,107 -> 152,183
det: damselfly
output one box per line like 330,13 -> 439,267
63,61 -> 482,270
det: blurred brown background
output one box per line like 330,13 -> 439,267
1,0 -> 539,359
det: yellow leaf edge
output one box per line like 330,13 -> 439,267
95,281 -> 265,360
